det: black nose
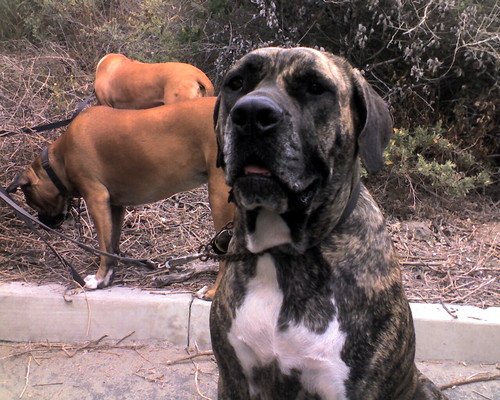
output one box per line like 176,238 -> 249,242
230,96 -> 283,135
39,213 -> 65,229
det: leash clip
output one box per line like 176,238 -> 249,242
210,222 -> 233,255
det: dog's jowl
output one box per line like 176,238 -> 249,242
210,47 -> 448,400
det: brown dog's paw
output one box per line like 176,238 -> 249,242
84,275 -> 100,289
195,285 -> 215,301
84,270 -> 114,289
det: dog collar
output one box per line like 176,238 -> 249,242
41,146 -> 69,197
335,181 -> 361,228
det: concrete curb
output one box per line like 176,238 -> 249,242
1,282 -> 498,362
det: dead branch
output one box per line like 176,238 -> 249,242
165,350 -> 214,365
153,263 -> 218,287
19,356 -> 31,399
439,373 -> 500,390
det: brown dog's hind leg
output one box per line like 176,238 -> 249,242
110,205 -> 125,255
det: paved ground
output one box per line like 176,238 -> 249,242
1,339 -> 498,400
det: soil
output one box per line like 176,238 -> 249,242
1,339 -> 499,400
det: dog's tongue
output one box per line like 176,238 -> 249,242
244,165 -> 271,176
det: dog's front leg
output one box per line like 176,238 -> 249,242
83,192 -> 117,289
210,295 -> 252,400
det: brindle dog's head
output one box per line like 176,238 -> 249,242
215,47 -> 392,252
7,157 -> 69,228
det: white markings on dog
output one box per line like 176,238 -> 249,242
228,254 -> 349,399
84,275 -> 99,289
83,269 -> 113,289
247,209 -> 292,253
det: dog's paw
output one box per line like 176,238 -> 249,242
195,285 -> 216,301
195,286 -> 209,299
84,269 -> 114,289
84,275 -> 99,289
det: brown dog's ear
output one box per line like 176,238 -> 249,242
213,96 -> 225,169
6,173 -> 29,193
351,69 -> 393,174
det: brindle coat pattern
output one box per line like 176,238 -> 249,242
210,48 -> 447,400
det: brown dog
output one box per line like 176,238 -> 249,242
7,97 -> 233,298
94,53 -> 215,109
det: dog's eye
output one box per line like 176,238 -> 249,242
307,81 -> 326,95
227,76 -> 244,91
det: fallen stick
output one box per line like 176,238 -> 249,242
439,373 -> 500,390
19,356 -> 31,399
153,263 -> 218,287
62,334 -> 108,357
194,365 -> 212,400
165,350 -> 214,365
115,331 -> 135,345
33,382 -> 64,387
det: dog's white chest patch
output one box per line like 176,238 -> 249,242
228,254 -> 349,399
246,209 -> 292,253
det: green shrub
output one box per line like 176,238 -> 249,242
384,125 -> 492,197
0,0 -> 497,201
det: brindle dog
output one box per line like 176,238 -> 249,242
210,47 -> 447,400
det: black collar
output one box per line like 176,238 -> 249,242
335,181 -> 361,228
41,146 -> 69,196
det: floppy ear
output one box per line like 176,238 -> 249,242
213,96 -> 225,169
351,68 -> 393,174
6,173 -> 29,193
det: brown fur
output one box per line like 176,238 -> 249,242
95,53 -> 215,109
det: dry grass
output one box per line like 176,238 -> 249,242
1,43 -> 498,307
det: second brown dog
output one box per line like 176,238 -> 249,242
7,97 -> 233,298
95,53 -> 215,109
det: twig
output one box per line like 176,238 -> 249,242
19,356 -> 32,398
134,348 -> 153,364
165,350 -> 214,365
62,334 -> 108,357
440,301 -> 458,319
115,331 -> 135,345
194,365 -> 212,400
132,372 -> 159,383
132,370 -> 167,384
189,343 -> 213,400
65,283 -> 92,336
451,277 -> 497,303
32,382 -> 63,387
439,373 -> 500,390
0,349 -> 40,361
471,390 -> 492,399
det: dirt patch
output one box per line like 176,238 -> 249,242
391,215 -> 498,307
1,339 -> 498,400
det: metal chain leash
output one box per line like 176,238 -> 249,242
196,221 -> 257,263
